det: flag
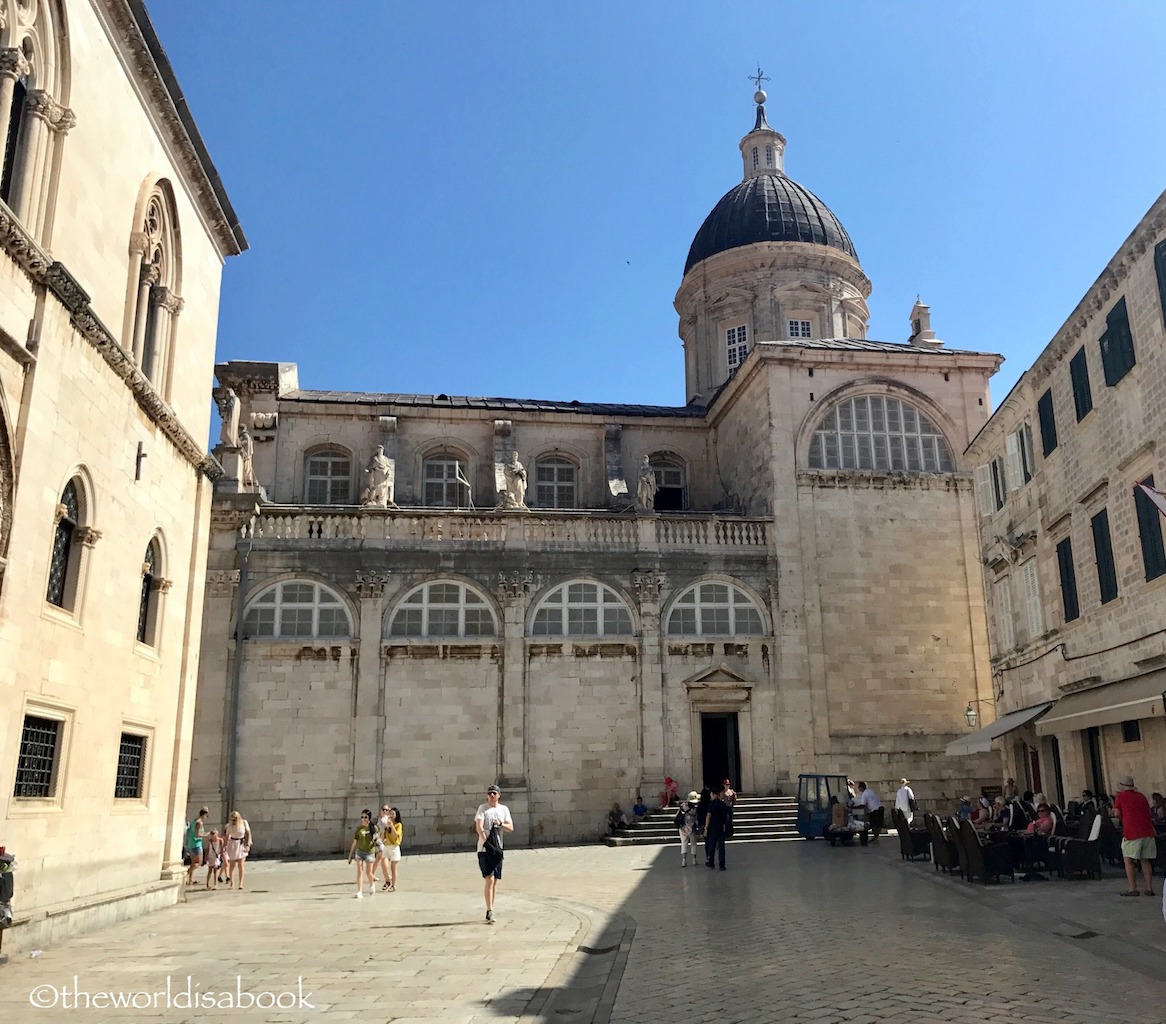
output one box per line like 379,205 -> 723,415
1136,482 -> 1166,520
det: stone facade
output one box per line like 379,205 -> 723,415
190,95 -> 1004,852
966,188 -> 1166,804
0,1 -> 243,953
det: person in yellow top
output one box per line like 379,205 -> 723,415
376,806 -> 404,892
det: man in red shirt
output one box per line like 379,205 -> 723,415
1113,774 -> 1157,897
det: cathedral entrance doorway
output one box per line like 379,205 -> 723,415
701,712 -> 740,792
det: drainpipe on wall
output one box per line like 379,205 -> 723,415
224,538 -> 252,815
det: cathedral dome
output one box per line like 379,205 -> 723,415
684,172 -> 858,274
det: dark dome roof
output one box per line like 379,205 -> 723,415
684,173 -> 858,274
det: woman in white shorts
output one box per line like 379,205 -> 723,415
382,806 -> 403,891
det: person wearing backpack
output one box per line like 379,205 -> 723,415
184,808 -> 209,886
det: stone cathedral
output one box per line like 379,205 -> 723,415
191,89 -> 1004,851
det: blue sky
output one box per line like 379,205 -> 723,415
146,2 -> 1166,410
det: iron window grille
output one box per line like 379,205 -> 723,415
46,480 -> 79,607
14,715 -> 60,798
114,733 -> 147,799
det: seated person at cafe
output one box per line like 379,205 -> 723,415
1151,792 -> 1166,831
972,797 -> 995,828
992,796 -> 1010,825
1080,789 -> 1098,814
957,795 -> 973,822
1026,803 -> 1055,837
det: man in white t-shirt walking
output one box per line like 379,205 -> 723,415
474,784 -> 514,925
853,781 -> 884,841
895,778 -> 916,825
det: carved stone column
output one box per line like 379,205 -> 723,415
0,49 -> 30,183
496,571 -> 533,787
145,286 -> 183,386
132,263 -> 160,365
633,570 -> 668,790
12,89 -> 75,226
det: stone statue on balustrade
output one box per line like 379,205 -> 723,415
215,387 -> 240,448
499,451 -> 528,510
636,455 -> 657,513
360,445 -> 397,507
238,426 -> 256,489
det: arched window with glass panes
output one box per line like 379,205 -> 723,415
243,580 -> 352,639
387,580 -> 497,637
423,454 -> 471,507
530,581 -> 633,637
649,456 -> 687,511
303,449 -> 352,504
46,478 -> 89,611
665,581 -> 765,636
136,539 -> 164,646
807,394 -> 955,473
534,456 -> 577,509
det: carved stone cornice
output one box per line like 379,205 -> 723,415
0,48 -> 30,81
632,570 -> 667,603
160,291 -> 184,316
205,569 -> 240,598
140,263 -> 161,288
26,89 -> 76,135
151,577 -> 172,594
99,0 -> 246,256
354,572 -> 390,599
75,526 -> 102,547
496,571 -> 534,601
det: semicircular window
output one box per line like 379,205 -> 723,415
808,395 -> 955,472
244,580 -> 352,639
665,581 -> 764,637
387,580 -> 497,638
531,581 -> 633,637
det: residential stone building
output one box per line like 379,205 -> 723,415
191,90 -> 1001,853
960,189 -> 1166,803
0,0 -> 244,951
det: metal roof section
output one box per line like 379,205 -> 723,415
280,389 -> 708,418
944,701 -> 1055,756
760,338 -> 989,357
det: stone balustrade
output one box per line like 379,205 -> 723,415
241,507 -> 769,551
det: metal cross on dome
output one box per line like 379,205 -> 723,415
749,66 -> 770,92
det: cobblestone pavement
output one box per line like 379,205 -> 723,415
0,838 -> 1163,1023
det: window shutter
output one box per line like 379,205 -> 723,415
1004,432 -> 1022,491
1069,347 -> 1093,421
1135,475 -> 1166,582
1156,239 -> 1166,330
1091,508 -> 1118,604
1036,389 -> 1058,457
1055,537 -> 1080,623
1101,297 -> 1136,386
993,577 -> 1014,653
974,464 -> 994,516
1020,559 -> 1042,641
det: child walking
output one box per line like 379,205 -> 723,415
347,809 -> 378,898
203,829 -> 224,890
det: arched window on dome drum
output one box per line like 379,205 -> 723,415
808,395 -> 955,473
534,456 -> 576,509
649,456 -> 686,511
244,581 -> 352,639
765,144 -> 773,167
46,480 -> 79,608
387,581 -> 496,638
304,449 -> 352,504
666,582 -> 764,637
751,146 -> 759,170
531,581 -> 633,637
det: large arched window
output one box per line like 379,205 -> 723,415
650,456 -> 687,511
531,581 -> 633,637
665,581 -> 765,637
807,394 -> 955,473
387,580 -> 496,638
303,449 -> 352,504
126,184 -> 182,391
136,539 -> 168,647
0,1 -> 72,237
45,478 -> 78,608
423,454 -> 471,508
243,580 -> 352,639
534,456 -> 577,509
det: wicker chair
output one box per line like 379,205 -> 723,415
944,817 -> 967,879
958,819 -> 1014,884
892,808 -> 931,861
1054,814 -> 1103,880
925,813 -> 959,875
1098,813 -> 1123,867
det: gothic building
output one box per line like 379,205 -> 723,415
0,0 -> 244,950
192,89 -> 1000,851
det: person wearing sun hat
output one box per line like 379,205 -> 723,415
1112,774 -> 1156,897
675,791 -> 701,867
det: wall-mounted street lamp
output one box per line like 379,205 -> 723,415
964,699 -> 994,728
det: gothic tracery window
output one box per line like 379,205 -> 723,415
126,184 -> 182,393
807,394 -> 955,473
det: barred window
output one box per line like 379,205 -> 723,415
387,580 -> 497,638
807,395 -> 955,472
46,480 -> 79,607
243,581 -> 352,639
531,581 -> 633,637
13,715 -> 61,798
535,457 -> 577,509
304,450 -> 352,504
666,582 -> 765,637
423,456 -> 471,507
114,733 -> 147,799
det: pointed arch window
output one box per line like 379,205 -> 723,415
387,580 -> 496,638
127,186 -> 182,393
531,581 -> 633,637
46,480 -> 79,608
808,395 -> 955,473
136,540 -> 168,646
666,581 -> 765,637
243,581 -> 352,639
0,47 -> 31,206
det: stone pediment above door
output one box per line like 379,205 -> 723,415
684,662 -> 754,707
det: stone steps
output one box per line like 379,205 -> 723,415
605,795 -> 802,847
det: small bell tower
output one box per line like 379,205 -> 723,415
739,67 -> 785,179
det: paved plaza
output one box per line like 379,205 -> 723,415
1,837 -> 1164,1023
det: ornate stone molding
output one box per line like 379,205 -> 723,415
205,569 -> 240,598
75,526 -> 102,547
0,48 -> 30,81
151,577 -> 172,594
496,570 -> 534,601
128,231 -> 149,256
632,570 -> 667,603
26,89 -> 76,135
354,572 -> 390,599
